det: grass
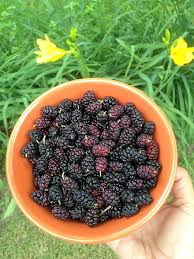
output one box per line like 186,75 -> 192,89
0,0 -> 194,258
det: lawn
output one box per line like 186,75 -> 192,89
0,0 -> 194,258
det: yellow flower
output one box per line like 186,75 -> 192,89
34,34 -> 70,64
170,37 -> 194,66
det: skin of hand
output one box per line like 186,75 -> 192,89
107,167 -> 194,259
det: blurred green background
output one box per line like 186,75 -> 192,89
0,0 -> 194,258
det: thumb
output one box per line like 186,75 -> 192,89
172,167 -> 194,207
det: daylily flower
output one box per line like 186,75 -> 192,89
170,37 -> 194,66
34,34 -> 70,64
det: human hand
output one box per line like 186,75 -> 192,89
107,167 -> 194,259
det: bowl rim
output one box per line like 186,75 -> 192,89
6,78 -> 177,243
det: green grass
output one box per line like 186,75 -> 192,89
0,0 -> 194,258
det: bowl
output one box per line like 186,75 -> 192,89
6,78 -> 177,244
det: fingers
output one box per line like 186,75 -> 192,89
172,167 -> 194,206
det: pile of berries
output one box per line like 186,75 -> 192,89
22,91 -> 161,227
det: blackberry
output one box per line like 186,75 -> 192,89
70,206 -> 86,220
35,117 -> 50,129
102,96 -> 118,110
71,109 -> 82,123
61,176 -> 79,192
147,141 -> 159,160
74,122 -> 88,135
130,109 -> 144,133
85,176 -> 100,189
119,115 -> 131,129
147,160 -> 161,170
81,156 -> 95,174
63,192 -> 75,208
102,140 -> 116,149
41,106 -> 58,119
137,165 -> 159,179
120,147 -> 137,162
135,149 -> 147,164
34,156 -> 48,174
48,158 -> 60,175
84,208 -> 99,227
122,164 -> 136,180
55,112 -> 71,125
68,163 -> 83,179
58,99 -> 72,111
109,161 -> 123,172
122,203 -> 139,217
92,144 -> 110,157
52,206 -> 69,219
22,142 -> 37,158
124,103 -> 136,115
81,91 -> 96,107
121,190 -> 135,203
82,135 -> 98,148
110,205 -> 122,218
38,141 -> 53,158
48,185 -> 63,204
102,189 -> 120,206
109,121 -> 121,140
95,157 -> 108,173
32,190 -> 48,206
135,190 -> 152,206
142,121 -> 155,135
137,134 -> 153,147
86,101 -> 102,114
108,105 -> 123,119
51,175 -> 61,185
73,190 -> 96,208
119,128 -> 135,145
69,148 -> 84,162
60,160 -> 68,173
143,177 -> 157,189
72,99 -> 82,110
29,129 -> 43,142
60,125 -> 76,140
34,173 -> 51,190
89,124 -> 100,138
126,179 -> 143,190
48,126 -> 59,138
96,111 -> 108,125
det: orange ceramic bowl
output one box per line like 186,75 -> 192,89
6,78 -> 177,244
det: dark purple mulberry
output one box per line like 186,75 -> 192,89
35,117 -> 50,129
142,121 -> 155,135
41,106 -> 58,119
86,101 -> 102,114
58,99 -> 72,111
137,165 -> 159,179
108,105 -> 123,119
122,203 -> 139,217
61,176 -> 79,192
84,208 -> 99,227
119,128 -> 135,145
81,91 -> 96,107
52,206 -> 69,219
126,179 -> 143,190
95,157 -> 108,173
147,141 -> 159,160
32,190 -> 48,206
119,115 -> 131,128
92,144 -> 110,157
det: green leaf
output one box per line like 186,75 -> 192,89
3,198 -> 16,220
0,179 -> 4,192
